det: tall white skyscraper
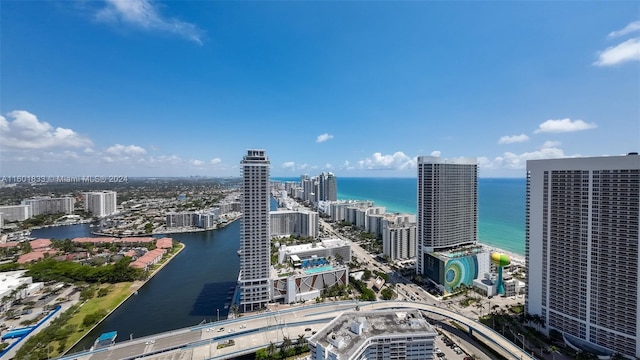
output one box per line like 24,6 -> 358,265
84,191 -> 117,217
526,154 -> 640,358
416,156 -> 477,276
238,149 -> 272,312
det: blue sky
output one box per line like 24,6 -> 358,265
1,1 -> 639,178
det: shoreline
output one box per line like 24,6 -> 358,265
62,242 -> 185,355
477,242 -> 525,266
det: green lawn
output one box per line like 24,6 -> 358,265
48,282 -> 135,357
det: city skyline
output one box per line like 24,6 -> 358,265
1,1 -> 639,178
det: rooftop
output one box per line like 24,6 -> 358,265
431,244 -> 486,261
310,309 -> 436,358
280,238 -> 349,254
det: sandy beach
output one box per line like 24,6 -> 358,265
479,243 -> 526,266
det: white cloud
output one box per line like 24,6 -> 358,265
191,160 -> 204,166
0,116 -> 9,133
534,118 -> 597,134
0,110 -> 93,149
105,144 -> 147,156
210,158 -> 221,165
430,151 -> 441,157
342,160 -> 355,171
324,163 -> 333,169
542,140 -> 561,148
594,38 -> 640,66
479,145 -> 579,171
146,154 -> 183,166
608,21 -> 640,38
96,0 -> 203,44
357,151 -> 416,170
282,161 -> 295,169
498,134 -> 529,144
316,133 -> 334,143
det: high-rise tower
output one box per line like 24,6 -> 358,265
238,149 -> 272,312
526,154 -> 639,358
416,156 -> 478,277
84,191 -> 117,218
325,172 -> 338,201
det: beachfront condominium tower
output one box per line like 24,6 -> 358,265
324,172 -> 338,201
526,154 -> 639,358
238,149 -> 272,312
416,156 -> 478,276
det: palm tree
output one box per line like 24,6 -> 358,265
266,341 -> 276,358
296,333 -> 307,351
474,301 -> 485,317
281,336 -> 293,357
548,345 -> 559,360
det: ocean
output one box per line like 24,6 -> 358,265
274,177 -> 526,256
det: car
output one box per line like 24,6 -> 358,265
305,328 -> 312,331
218,327 -> 225,332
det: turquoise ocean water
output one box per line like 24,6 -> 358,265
273,177 -> 526,256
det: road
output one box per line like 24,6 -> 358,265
56,300 -> 535,360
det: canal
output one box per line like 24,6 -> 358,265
32,220 -> 242,353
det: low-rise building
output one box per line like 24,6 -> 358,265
156,237 -> 173,249
29,238 -> 52,251
0,270 -> 36,312
129,248 -> 166,271
272,265 -> 349,303
277,239 -> 351,265
308,309 -> 437,360
422,246 -> 491,294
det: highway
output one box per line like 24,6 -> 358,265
57,300 -> 535,360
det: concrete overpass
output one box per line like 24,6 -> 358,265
57,301 -> 535,360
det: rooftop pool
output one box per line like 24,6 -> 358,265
304,265 -> 334,274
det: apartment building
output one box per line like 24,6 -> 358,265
238,149 -> 272,312
0,205 -> 32,222
417,156 -> 477,277
84,191 -> 117,217
526,154 -> 639,358
308,309 -> 437,360
270,209 -> 319,238
383,216 -> 417,261
22,196 -> 75,216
